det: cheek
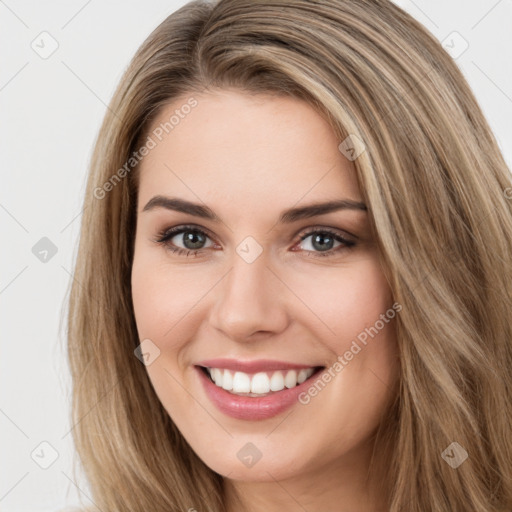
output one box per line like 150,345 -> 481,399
289,255 -> 393,347
131,252 -> 207,344
289,255 -> 399,415
131,255 -> 198,410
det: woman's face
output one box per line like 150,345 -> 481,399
131,89 -> 399,483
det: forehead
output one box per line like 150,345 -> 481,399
137,90 -> 362,218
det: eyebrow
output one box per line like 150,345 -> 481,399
142,195 -> 367,223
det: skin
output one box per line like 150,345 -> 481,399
131,89 -> 400,512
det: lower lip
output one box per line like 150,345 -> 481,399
195,366 -> 322,421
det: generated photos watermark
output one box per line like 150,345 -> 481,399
298,301 -> 402,405
93,97 -> 198,200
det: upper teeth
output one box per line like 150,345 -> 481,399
207,367 -> 315,395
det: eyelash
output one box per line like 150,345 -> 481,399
154,224 -> 356,259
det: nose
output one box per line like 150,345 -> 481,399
208,250 -> 289,343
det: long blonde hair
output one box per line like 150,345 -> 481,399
66,0 -> 512,510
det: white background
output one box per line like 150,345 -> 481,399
1,1 -> 511,510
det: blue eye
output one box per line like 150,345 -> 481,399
155,225 -> 356,258
155,225 -> 215,256
296,229 -> 356,257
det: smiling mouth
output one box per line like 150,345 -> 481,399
197,365 -> 325,397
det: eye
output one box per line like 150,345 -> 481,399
154,225 -> 356,258
293,228 -> 356,258
155,225 -> 216,257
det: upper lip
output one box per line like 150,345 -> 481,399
195,358 -> 323,373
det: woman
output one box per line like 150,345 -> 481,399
66,0 -> 512,510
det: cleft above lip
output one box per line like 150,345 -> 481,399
195,358 -> 323,374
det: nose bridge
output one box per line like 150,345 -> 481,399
209,246 -> 288,341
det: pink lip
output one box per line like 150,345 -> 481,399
195,358 -> 318,373
194,365 -> 323,421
